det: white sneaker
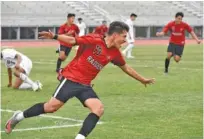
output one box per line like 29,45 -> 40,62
35,80 -> 43,90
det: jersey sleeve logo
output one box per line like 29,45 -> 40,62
93,45 -> 102,56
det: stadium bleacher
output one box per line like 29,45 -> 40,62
1,1 -> 203,26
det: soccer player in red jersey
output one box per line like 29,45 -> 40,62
5,21 -> 155,139
56,13 -> 80,74
156,12 -> 201,73
93,20 -> 108,37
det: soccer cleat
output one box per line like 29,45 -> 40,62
35,80 -> 43,90
5,111 -> 22,134
164,68 -> 168,74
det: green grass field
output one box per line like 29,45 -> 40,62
1,44 -> 203,139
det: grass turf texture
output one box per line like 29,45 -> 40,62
1,44 -> 203,139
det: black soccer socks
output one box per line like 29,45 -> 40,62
79,113 -> 100,137
23,103 -> 45,118
165,58 -> 170,73
56,58 -> 62,72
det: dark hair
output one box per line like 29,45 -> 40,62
67,13 -> 75,18
107,21 -> 129,35
102,20 -> 107,24
78,18 -> 82,21
175,12 -> 184,18
130,13 -> 137,17
1,52 -> 3,59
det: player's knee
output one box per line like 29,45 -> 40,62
59,54 -> 66,61
91,104 -> 104,117
174,57 -> 180,63
44,103 -> 60,113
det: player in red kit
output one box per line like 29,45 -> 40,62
5,21 -> 155,139
56,13 -> 79,74
93,20 -> 108,37
156,12 -> 201,74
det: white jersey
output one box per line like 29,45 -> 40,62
1,49 -> 32,75
125,19 -> 134,43
77,22 -> 86,36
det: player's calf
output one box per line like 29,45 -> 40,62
56,54 -> 66,72
75,99 -> 104,139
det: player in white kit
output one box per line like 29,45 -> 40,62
75,18 -> 86,50
1,48 -> 42,91
77,18 -> 86,37
122,13 -> 137,58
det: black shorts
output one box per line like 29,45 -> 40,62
52,78 -> 99,107
167,43 -> 184,57
60,45 -> 72,56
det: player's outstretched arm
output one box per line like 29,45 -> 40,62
156,31 -> 165,37
38,30 -> 76,45
7,68 -> 12,87
119,64 -> 155,87
190,31 -> 201,44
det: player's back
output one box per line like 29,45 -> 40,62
1,49 -> 29,68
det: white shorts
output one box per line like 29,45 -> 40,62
20,57 -> 32,76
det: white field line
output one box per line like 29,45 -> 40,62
1,109 -> 104,133
1,124 -> 83,133
1,60 -> 202,71
1,109 -> 104,124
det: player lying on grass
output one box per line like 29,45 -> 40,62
5,21 -> 155,139
1,48 -> 42,91
156,12 -> 201,74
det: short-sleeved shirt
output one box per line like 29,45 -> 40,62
76,22 -> 86,36
1,49 -> 29,68
58,23 -> 80,47
93,25 -> 108,37
162,21 -> 193,46
62,34 -> 125,85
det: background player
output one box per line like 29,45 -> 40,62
5,21 -> 155,139
56,13 -> 80,75
77,18 -> 86,37
93,20 -> 108,37
1,48 -> 42,91
76,18 -> 86,50
122,13 -> 137,58
156,12 -> 201,73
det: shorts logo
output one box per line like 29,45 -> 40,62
93,45 -> 102,56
